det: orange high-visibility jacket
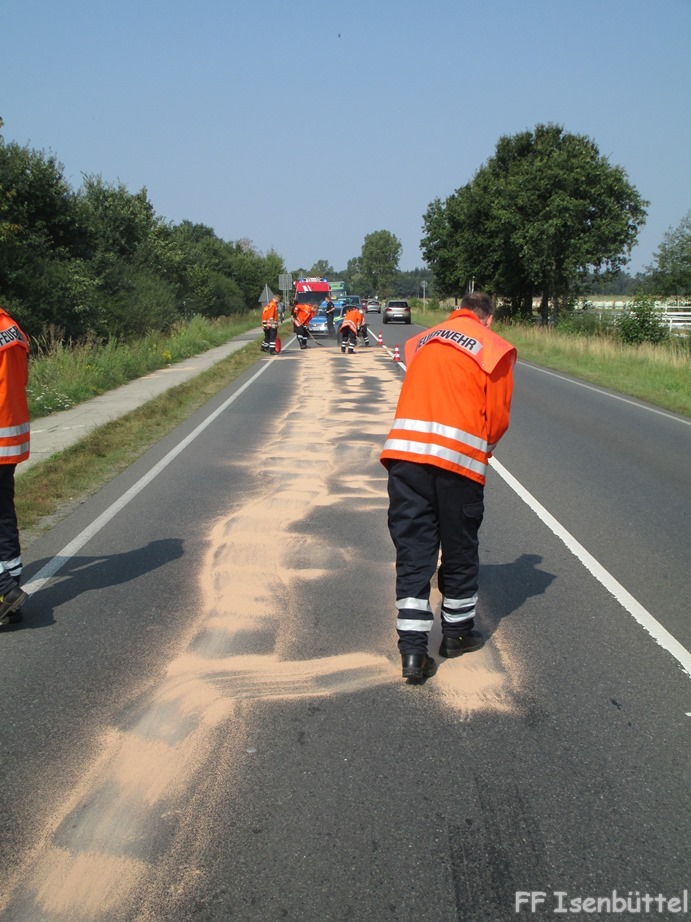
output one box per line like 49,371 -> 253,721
293,303 -> 315,327
380,309 -> 516,485
0,307 -> 30,465
341,308 -> 362,334
262,299 -> 279,328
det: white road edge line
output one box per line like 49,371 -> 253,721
23,359 -> 276,596
490,456 -> 691,679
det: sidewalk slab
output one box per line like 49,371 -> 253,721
19,332 -> 259,474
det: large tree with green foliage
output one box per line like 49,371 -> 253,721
360,230 -> 402,297
0,126 -> 89,333
645,210 -> 691,297
422,123 -> 648,319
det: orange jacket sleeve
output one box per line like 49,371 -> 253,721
485,351 -> 515,452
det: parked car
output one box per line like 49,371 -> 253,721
382,299 -> 411,324
366,299 -> 381,313
308,304 -> 346,337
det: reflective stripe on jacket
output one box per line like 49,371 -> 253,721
381,310 -> 516,485
262,300 -> 279,328
341,308 -> 362,334
0,308 -> 30,465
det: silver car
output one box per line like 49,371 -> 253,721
383,299 -> 411,324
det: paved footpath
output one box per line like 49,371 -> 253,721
19,330 -> 262,475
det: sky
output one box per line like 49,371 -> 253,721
2,0 -> 690,275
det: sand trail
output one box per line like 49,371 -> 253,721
2,345 -> 520,919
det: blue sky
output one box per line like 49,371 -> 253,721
2,0 -> 690,274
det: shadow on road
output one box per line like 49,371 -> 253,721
479,552 -> 556,637
8,538 -> 185,631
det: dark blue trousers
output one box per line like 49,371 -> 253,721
0,464 -> 21,595
387,460 -> 484,654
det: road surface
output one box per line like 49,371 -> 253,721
1,318 -> 689,920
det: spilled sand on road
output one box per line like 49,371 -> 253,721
1,344 -> 521,920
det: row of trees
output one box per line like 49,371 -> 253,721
4,116 -> 687,344
305,201 -> 690,307
301,231 -> 434,301
0,120 -> 284,342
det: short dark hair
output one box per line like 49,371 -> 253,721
460,291 -> 493,319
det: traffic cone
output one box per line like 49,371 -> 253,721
393,344 -> 400,362
377,332 -> 383,346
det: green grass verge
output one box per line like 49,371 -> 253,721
412,308 -> 690,418
16,339 -> 262,541
27,313 -> 261,417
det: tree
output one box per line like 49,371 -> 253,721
360,230 -> 402,297
308,259 -> 334,278
645,210 -> 691,298
420,198 -> 464,299
343,257 -> 366,295
263,249 -> 286,290
422,124 -> 648,320
0,128 -> 89,333
78,175 -> 158,261
0,118 -> 287,338
75,175 -> 180,335
394,267 -> 435,299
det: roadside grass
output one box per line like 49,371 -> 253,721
499,325 -> 691,417
27,312 -> 261,417
411,307 -> 690,418
16,339 -> 262,541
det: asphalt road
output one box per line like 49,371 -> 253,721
0,317 -> 689,921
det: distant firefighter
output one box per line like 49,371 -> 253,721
261,297 -> 280,356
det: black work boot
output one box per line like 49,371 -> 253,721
439,630 -> 484,658
401,653 -> 438,683
0,584 -> 29,625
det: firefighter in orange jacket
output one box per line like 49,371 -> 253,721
292,302 -> 315,349
261,297 -> 279,355
340,307 -> 362,354
0,307 -> 31,625
380,291 -> 516,682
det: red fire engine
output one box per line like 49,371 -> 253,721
293,277 -> 330,308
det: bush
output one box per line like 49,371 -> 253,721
101,268 -> 180,338
556,308 -> 616,338
617,294 -> 668,345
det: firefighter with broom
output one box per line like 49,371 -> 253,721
292,300 -> 316,350
340,305 -> 364,354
